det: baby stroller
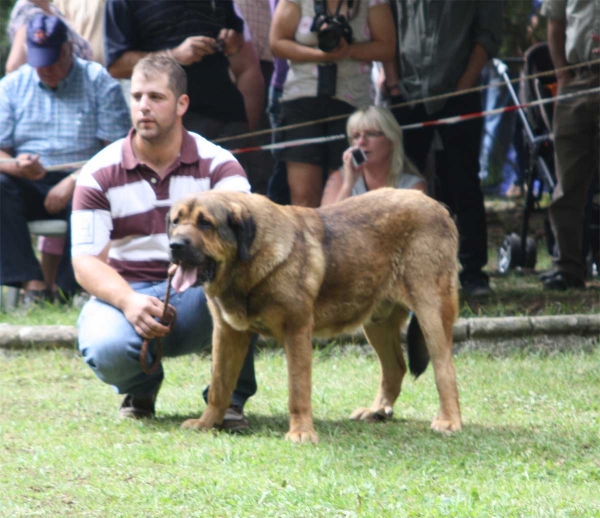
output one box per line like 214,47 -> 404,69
496,43 -> 600,275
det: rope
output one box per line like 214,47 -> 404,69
139,264 -> 178,375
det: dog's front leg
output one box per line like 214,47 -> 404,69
181,322 -> 252,431
283,325 -> 318,444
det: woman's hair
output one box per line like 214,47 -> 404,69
346,106 -> 421,187
132,54 -> 188,99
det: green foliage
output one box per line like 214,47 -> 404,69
1,348 -> 599,516
500,0 -> 547,58
0,0 -> 18,77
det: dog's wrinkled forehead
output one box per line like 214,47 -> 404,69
171,196 -> 220,227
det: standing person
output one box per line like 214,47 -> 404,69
321,106 -> 425,205
384,0 -> 503,296
72,55 -> 257,429
103,0 -> 265,191
270,0 -> 396,207
539,0 -> 599,290
54,0 -> 107,65
0,14 -> 129,304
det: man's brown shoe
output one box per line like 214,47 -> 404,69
219,405 -> 250,433
119,383 -> 161,419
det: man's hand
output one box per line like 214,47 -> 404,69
556,69 -> 574,89
121,292 -> 174,340
44,174 -> 76,214
15,153 -> 46,181
171,36 -> 218,65
218,28 -> 244,57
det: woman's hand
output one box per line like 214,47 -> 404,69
342,147 -> 366,185
321,38 -> 352,62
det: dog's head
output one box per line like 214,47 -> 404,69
167,191 -> 256,292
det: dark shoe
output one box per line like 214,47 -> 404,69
219,405 -> 250,433
461,272 -> 492,297
119,383 -> 161,419
542,271 -> 585,291
538,269 -> 557,282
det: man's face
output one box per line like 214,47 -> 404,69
35,42 -> 73,89
130,72 -> 187,142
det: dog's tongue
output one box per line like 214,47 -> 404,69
171,266 -> 198,293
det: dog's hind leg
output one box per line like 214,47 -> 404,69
412,293 -> 462,433
350,304 -> 409,423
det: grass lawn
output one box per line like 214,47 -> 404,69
1,347 -> 599,517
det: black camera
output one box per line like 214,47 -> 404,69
311,0 -> 354,53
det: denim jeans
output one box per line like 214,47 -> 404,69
78,280 -> 257,408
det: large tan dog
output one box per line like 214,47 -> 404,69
168,188 -> 461,443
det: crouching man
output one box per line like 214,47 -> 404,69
72,55 -> 256,430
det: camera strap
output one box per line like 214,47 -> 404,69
314,0 -> 354,18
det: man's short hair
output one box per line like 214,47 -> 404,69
132,54 -> 187,98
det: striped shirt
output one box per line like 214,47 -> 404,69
71,128 -> 251,282
0,58 -> 130,167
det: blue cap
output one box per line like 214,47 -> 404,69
26,14 -> 68,68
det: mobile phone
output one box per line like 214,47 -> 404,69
351,147 -> 367,167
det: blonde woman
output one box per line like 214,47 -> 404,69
321,106 -> 425,205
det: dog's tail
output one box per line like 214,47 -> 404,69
407,315 -> 429,378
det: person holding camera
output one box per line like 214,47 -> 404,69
321,106 -> 425,206
269,0 -> 396,207
103,0 -> 266,191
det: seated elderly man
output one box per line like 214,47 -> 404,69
0,14 -> 130,304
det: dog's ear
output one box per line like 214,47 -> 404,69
227,203 -> 256,262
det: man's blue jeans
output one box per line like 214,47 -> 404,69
78,280 -> 257,408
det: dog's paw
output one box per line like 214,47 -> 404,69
430,417 -> 462,434
349,406 -> 393,422
285,429 -> 319,444
181,418 -> 213,431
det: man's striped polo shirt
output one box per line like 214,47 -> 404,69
71,128 -> 251,282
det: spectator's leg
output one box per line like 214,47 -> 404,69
548,74 -> 599,281
437,92 -> 488,280
287,162 -> 324,207
0,174 -> 46,288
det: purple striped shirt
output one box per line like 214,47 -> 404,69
71,128 -> 251,282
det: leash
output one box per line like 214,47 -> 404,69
140,263 -> 178,375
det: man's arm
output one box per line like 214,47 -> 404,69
456,43 -> 490,91
547,18 -> 571,85
72,238 -> 172,339
228,40 -> 265,132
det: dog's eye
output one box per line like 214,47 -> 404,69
197,216 -> 213,230
172,217 -> 179,227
